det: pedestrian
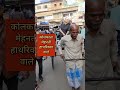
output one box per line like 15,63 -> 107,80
36,57 -> 43,82
35,25 -> 50,82
35,30 -> 45,82
59,17 -> 71,39
85,0 -> 118,90
58,23 -> 84,90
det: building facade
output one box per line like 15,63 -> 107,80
35,0 -> 85,26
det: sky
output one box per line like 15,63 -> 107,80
35,0 -> 50,4
65,0 -> 75,5
35,0 -> 40,4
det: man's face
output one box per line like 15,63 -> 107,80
85,3 -> 105,31
71,28 -> 79,40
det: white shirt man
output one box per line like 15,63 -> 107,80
58,23 -> 84,90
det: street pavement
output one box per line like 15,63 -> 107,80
3,71 -> 35,90
36,56 -> 85,90
3,56 -> 120,90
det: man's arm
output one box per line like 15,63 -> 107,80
110,29 -> 118,68
81,37 -> 85,58
59,22 -> 66,36
58,37 -> 65,59
66,30 -> 69,35
66,23 -> 71,35
59,28 -> 66,36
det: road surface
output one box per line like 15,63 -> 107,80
36,56 -> 85,90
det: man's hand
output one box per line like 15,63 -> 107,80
82,52 -> 85,58
60,54 -> 64,59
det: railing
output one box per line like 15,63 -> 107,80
65,59 -> 85,61
86,77 -> 120,81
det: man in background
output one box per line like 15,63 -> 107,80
59,17 -> 71,39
